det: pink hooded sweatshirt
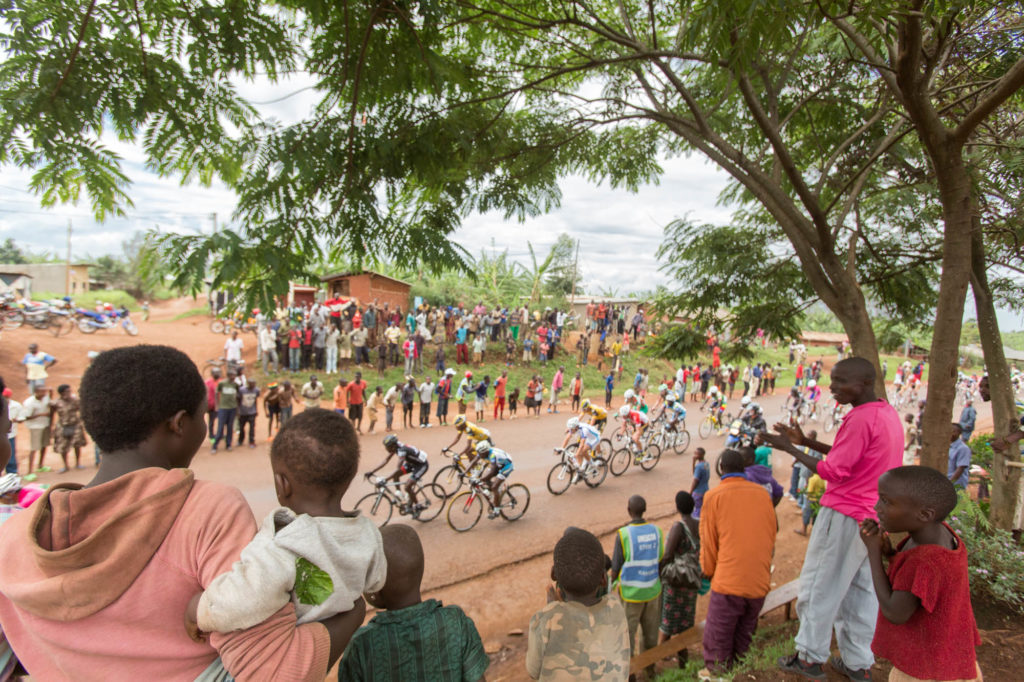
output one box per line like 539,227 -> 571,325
0,468 -> 330,681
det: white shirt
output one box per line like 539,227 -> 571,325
259,328 -> 276,352
224,337 -> 244,362
7,400 -> 21,439
22,395 -> 51,430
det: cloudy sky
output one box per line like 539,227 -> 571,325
1,72 -> 1021,330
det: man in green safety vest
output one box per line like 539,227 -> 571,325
611,494 -> 664,678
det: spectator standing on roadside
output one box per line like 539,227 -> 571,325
691,447 -> 710,519
610,494 -> 663,679
401,377 -> 416,430
365,386 -> 383,434
345,372 -> 368,434
351,325 -> 369,367
333,378 -> 348,418
236,382 -> 259,449
570,372 -> 583,412
548,366 -> 564,414
205,369 -> 220,443
277,380 -> 295,426
287,326 -> 301,372
52,384 -> 87,472
436,369 -> 454,426
418,376 -> 435,428
22,344 -> 56,393
4,389 -> 20,474
22,385 -> 53,475
259,325 -> 279,374
300,375 -> 324,410
605,371 -> 614,409
383,382 -> 400,432
212,371 -> 239,453
658,491 -> 701,667
958,399 -> 977,443
699,449 -> 777,679
947,424 -> 972,490
312,325 -> 327,371
493,370 -> 508,420
224,331 -> 244,370
763,357 -> 903,680
527,527 -> 629,681
325,324 -> 340,374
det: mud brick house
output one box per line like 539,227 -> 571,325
320,270 -> 411,312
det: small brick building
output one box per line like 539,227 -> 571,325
320,270 -> 411,312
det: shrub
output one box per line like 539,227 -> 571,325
948,495 -> 1024,614
968,433 -> 995,470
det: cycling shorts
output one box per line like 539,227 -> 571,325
592,418 -> 607,431
491,459 -> 514,480
400,459 -> 429,481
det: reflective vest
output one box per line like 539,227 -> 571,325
617,522 -> 663,603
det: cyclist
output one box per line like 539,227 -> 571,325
445,414 -> 493,461
700,385 -> 727,424
365,434 -> 429,515
662,392 -> 687,432
580,398 -> 608,431
744,402 -> 767,432
556,417 -> 601,483
618,404 -> 650,454
468,440 -> 514,517
803,379 -> 821,415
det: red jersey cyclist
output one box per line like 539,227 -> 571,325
617,403 -> 650,452
365,434 -> 430,516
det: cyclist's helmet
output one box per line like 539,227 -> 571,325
658,384 -> 668,395
624,388 -> 636,401
709,385 -> 719,395
580,398 -> 592,411
666,392 -> 676,404
382,434 -> 399,450
808,380 -> 817,388
741,396 -> 751,407
618,405 -> 631,417
566,417 -> 580,431
475,440 -> 492,456
750,403 -> 762,414
454,415 -> 467,430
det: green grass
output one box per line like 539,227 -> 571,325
163,306 -> 209,322
35,289 -> 139,311
655,620 -> 799,681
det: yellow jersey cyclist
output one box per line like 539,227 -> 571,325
580,398 -> 608,431
556,417 -> 602,483
700,385 -> 727,423
467,440 -> 514,518
365,434 -> 430,515
618,404 -> 650,452
445,414 -> 493,462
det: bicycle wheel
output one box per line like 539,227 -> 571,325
698,417 -> 713,439
823,411 -> 835,433
123,318 -> 139,336
583,457 -> 608,488
432,464 -> 464,498
77,318 -> 97,333
596,438 -> 613,460
674,430 -> 691,454
500,483 -> 530,521
547,462 -> 573,495
355,492 -> 394,527
612,430 -> 629,449
609,448 -> 631,476
411,482 -> 445,522
447,491 -> 483,532
639,444 -> 661,471
210,319 -> 225,334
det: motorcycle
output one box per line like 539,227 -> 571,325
75,307 -> 139,336
724,419 -> 758,449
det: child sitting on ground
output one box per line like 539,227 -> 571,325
339,524 -> 490,681
527,526 -> 629,681
860,466 -> 982,682
186,409 -> 386,641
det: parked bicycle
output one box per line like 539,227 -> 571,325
446,476 -> 530,532
547,444 -> 608,494
354,474 -> 445,527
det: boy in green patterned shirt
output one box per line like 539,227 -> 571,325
339,525 -> 489,681
527,527 -> 630,681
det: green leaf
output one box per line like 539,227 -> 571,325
294,557 -> 334,606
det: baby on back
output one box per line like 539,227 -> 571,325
186,409 -> 385,636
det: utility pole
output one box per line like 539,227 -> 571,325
570,238 -> 580,306
210,212 -> 218,235
65,219 -> 72,296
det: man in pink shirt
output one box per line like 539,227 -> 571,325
762,357 -> 903,681
548,366 -> 564,414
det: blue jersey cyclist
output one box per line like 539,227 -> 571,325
663,392 -> 687,429
467,440 -> 514,517
366,434 -> 430,515
556,417 -> 602,482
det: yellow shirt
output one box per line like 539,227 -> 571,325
585,404 -> 608,421
463,422 -> 491,443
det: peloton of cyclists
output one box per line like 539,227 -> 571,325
466,440 -> 515,517
365,434 -> 430,516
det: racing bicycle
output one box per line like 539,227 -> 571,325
355,474 -> 446,527
698,407 -> 733,439
446,477 -> 530,532
432,447 -> 487,498
547,444 -> 608,494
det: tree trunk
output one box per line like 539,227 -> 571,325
833,296 -> 886,398
970,229 -> 1021,530
918,155 -> 976,473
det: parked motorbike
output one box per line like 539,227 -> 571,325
75,307 -> 139,336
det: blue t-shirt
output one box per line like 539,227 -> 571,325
693,460 -> 710,495
456,327 -> 468,344
605,375 -> 614,392
947,439 -> 972,488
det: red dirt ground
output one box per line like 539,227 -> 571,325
0,298 -> 1007,681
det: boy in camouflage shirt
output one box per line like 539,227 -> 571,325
527,527 -> 630,681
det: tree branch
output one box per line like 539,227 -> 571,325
49,0 -> 99,104
954,56 -> 1024,143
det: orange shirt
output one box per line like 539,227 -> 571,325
699,476 -> 777,599
333,385 -> 347,410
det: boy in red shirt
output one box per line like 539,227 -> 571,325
859,466 -> 981,682
345,372 -> 368,434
